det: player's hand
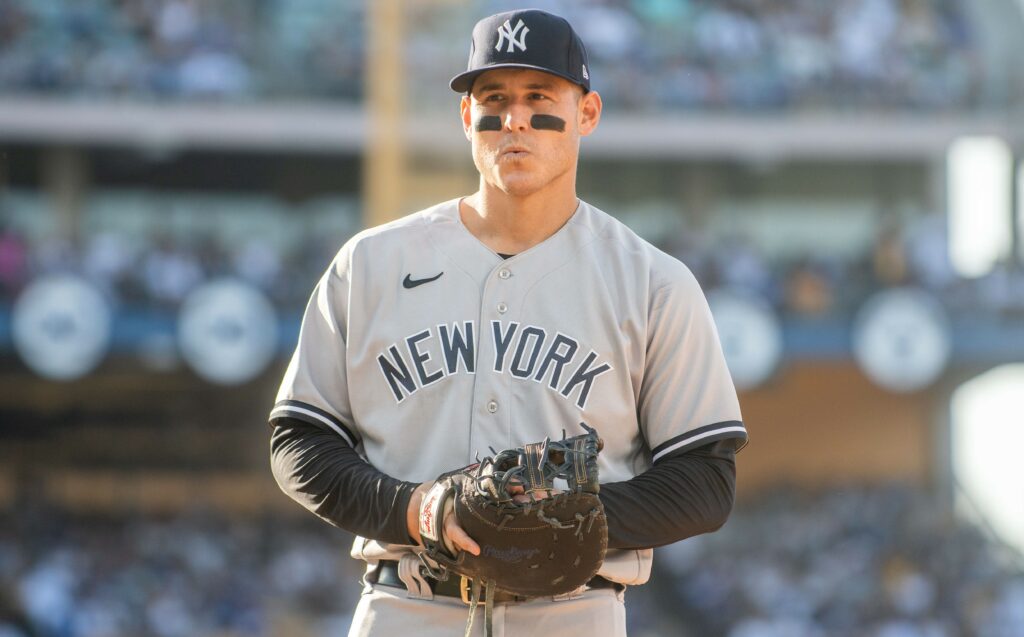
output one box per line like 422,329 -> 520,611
507,479 -> 562,504
408,482 -> 481,556
440,506 -> 480,556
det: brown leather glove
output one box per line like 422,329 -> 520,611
417,423 -> 607,598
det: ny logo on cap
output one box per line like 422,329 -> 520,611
495,19 -> 529,53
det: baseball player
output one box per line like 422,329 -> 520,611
269,9 -> 747,636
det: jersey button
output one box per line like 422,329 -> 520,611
498,268 -> 511,280
486,400 -> 499,413
496,302 -> 508,314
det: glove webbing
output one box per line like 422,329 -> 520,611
572,436 -> 588,490
522,441 -> 549,491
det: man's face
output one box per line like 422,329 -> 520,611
460,68 -> 601,197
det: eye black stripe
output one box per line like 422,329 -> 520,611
475,115 -> 502,131
530,114 -> 566,132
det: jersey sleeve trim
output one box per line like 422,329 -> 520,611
651,420 -> 748,462
269,399 -> 359,447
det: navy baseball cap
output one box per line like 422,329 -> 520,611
449,9 -> 591,94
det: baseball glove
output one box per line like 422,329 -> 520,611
417,423 -> 608,603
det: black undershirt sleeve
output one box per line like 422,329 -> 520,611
598,439 -> 738,550
269,417 -> 737,551
269,418 -> 418,546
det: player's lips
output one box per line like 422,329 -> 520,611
499,146 -> 530,158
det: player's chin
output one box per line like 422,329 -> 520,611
492,162 -> 540,181
493,175 -> 546,197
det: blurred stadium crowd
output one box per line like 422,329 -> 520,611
0,0 -> 364,100
0,506 -> 361,637
656,485 -> 1024,637
660,214 -> 1024,318
3,204 -> 1023,321
0,194 -> 359,314
418,0 -> 980,112
0,0 -> 980,111
2,485 -> 1022,637
0,222 -> 327,312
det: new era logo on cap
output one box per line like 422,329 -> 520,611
450,9 -> 591,94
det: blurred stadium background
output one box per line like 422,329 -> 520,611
2,0 -> 1024,635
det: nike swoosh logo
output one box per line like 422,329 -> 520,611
403,272 -> 444,289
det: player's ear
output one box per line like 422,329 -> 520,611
460,95 -> 473,140
577,89 -> 601,137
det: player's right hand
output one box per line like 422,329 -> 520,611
408,481 -> 481,556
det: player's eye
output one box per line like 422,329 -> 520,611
529,93 -> 548,100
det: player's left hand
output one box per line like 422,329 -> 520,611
507,478 -> 562,503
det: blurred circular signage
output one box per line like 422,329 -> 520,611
706,288 -> 783,390
12,275 -> 112,380
852,287 -> 952,392
178,278 -> 278,385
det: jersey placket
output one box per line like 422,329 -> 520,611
470,261 -> 519,456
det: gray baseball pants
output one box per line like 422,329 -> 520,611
346,582 -> 627,636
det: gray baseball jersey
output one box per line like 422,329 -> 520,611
270,197 -> 747,584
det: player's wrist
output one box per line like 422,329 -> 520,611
406,482 -> 429,544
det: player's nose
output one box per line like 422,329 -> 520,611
503,102 -> 531,132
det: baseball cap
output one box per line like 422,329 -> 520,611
449,9 -> 591,94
